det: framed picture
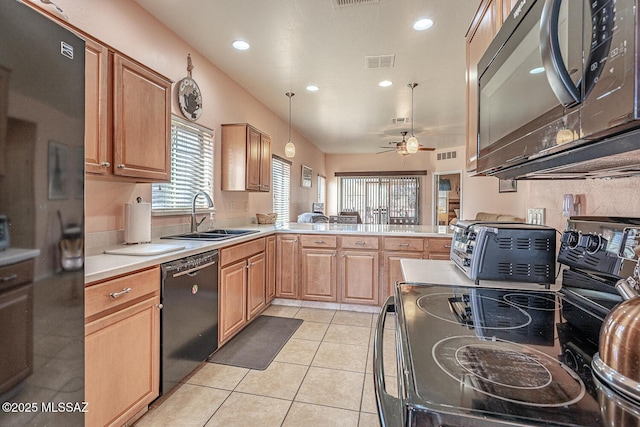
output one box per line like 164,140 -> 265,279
301,164 -> 312,188
498,178 -> 517,193
48,141 -> 69,200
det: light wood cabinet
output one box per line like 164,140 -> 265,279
465,0 -> 498,172
219,237 -> 267,344
266,235 -> 277,303
301,249 -> 337,302
382,251 -> 423,297
85,266 -> 160,427
340,250 -> 379,305
0,281 -> 33,395
425,237 -> 453,260
276,234 -> 299,299
85,41 -> 171,181
221,124 -> 271,192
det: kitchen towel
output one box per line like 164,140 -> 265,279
124,200 -> 151,244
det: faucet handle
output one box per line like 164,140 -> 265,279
197,216 -> 207,227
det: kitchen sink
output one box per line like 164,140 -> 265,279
161,229 -> 259,241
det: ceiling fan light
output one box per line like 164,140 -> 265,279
285,141 -> 296,158
406,136 -> 419,153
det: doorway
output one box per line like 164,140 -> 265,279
432,171 -> 461,226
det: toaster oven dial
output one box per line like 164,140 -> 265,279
563,230 -> 581,249
584,234 -> 605,254
463,259 -> 471,267
466,245 -> 474,254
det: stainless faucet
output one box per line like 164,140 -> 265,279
191,191 -> 214,232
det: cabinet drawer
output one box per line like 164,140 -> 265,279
220,237 -> 266,266
425,237 -> 453,253
85,267 -> 160,319
341,235 -> 379,250
382,237 -> 424,252
0,259 -> 34,292
300,235 -> 337,248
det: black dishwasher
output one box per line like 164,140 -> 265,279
160,250 -> 218,395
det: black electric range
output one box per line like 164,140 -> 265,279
374,283 -> 640,427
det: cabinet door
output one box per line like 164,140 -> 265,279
112,54 -> 171,181
246,126 -> 261,191
0,284 -> 33,395
382,251 -> 423,297
466,0 -> 498,172
276,235 -> 299,298
85,295 -> 160,427
425,237 -> 453,260
340,250 -> 379,305
247,252 -> 266,320
219,260 -> 247,343
84,38 -> 110,175
259,134 -> 271,192
301,249 -> 337,302
266,235 -> 277,303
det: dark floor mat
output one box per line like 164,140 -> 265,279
208,315 -> 303,370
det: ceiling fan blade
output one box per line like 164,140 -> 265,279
376,148 -> 395,154
418,147 -> 436,151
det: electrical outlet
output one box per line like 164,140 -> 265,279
527,208 -> 545,225
230,201 -> 235,211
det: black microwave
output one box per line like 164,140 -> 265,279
476,0 -> 640,179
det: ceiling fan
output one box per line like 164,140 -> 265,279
377,131 -> 435,155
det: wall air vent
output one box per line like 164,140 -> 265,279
437,151 -> 457,160
392,117 -> 410,125
332,0 -> 380,8
365,54 -> 395,69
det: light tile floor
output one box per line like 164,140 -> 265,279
135,305 -> 398,427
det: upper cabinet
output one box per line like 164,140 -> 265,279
465,0 -> 517,172
221,124 -> 271,192
85,38 -> 172,182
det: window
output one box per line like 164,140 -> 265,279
152,116 -> 214,212
317,174 -> 326,204
272,156 -> 291,224
337,172 -> 424,225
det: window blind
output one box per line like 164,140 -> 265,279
272,156 -> 291,224
152,117 -> 214,211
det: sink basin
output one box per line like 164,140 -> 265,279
162,229 -> 259,241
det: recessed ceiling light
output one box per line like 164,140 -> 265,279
529,67 -> 545,74
379,80 -> 393,87
232,40 -> 250,50
306,85 -> 319,92
413,18 -> 434,31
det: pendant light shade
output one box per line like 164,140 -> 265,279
285,92 -> 296,158
406,83 -> 419,154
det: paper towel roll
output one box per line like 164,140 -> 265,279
124,201 -> 151,244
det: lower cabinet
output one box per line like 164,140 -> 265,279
219,238 -> 267,344
276,234 -> 299,298
425,237 -> 452,260
300,248 -> 337,301
266,235 -> 276,303
340,250 -> 379,305
382,251 -> 423,297
85,267 -> 160,427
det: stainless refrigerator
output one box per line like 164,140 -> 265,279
0,1 -> 85,426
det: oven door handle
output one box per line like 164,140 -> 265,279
374,296 -> 403,427
540,0 -> 581,106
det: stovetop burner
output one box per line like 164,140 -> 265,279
433,335 -> 586,407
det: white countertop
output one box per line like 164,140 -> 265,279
0,248 -> 41,267
400,259 -> 562,291
86,223 -> 453,284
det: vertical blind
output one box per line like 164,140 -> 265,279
152,117 -> 214,211
272,156 -> 291,224
338,175 -> 420,224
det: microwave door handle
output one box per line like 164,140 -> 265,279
540,0 -> 581,106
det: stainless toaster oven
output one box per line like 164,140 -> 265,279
450,220 -> 557,284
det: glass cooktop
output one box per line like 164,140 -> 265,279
394,283 -> 640,426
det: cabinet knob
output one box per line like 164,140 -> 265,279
101,162 -> 111,167
117,164 -> 125,169
156,303 -> 164,309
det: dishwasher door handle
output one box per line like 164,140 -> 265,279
172,260 -> 218,278
374,296 -> 403,427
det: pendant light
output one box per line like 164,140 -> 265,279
284,92 -> 296,158
406,83 -> 419,154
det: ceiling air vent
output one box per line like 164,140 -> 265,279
437,151 -> 458,160
392,117 -> 410,125
332,0 -> 380,8
365,54 -> 395,69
